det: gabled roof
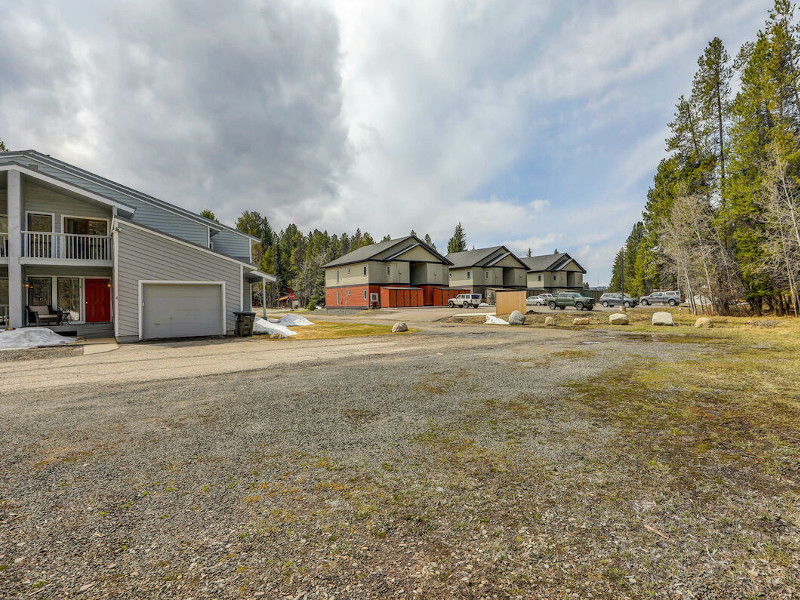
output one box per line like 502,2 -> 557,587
446,246 -> 528,270
0,150 -> 258,241
323,235 -> 451,268
521,252 -> 587,274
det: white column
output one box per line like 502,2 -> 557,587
7,170 -> 24,328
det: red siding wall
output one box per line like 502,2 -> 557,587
325,285 -> 382,308
432,288 -> 470,306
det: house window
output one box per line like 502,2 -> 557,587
363,266 -> 367,276
538,275 -> 542,281
336,291 -> 340,304
449,272 -> 452,278
363,289 -> 367,300
467,271 -> 471,280
336,270 -> 340,283
347,290 -> 351,296
347,268 -> 351,274
64,218 -> 107,236
27,213 -> 53,232
57,277 -> 81,321
484,271 -> 489,280
27,277 -> 52,306
553,274 -> 557,281
387,266 -> 391,276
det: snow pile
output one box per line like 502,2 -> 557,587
268,314 -> 314,327
253,318 -> 297,338
0,328 -> 75,350
485,315 -> 509,325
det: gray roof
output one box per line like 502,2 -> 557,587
323,235 -> 451,268
0,149 -> 259,241
445,245 -> 528,270
521,252 -> 586,274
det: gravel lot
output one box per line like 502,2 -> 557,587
1,323 -> 797,598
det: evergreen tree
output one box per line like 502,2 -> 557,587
0,136 -> 7,152
447,223 -> 467,253
200,209 -> 217,221
424,234 -> 436,250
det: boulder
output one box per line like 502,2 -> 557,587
573,317 -> 590,325
652,312 -> 674,326
694,316 -> 713,329
544,316 -> 555,327
269,333 -> 286,339
392,322 -> 409,333
609,313 -> 629,325
508,310 -> 526,325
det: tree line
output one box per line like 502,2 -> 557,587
610,1 -> 800,316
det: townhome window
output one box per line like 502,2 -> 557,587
363,289 -> 367,300
57,277 -> 81,321
64,217 -> 107,236
485,271 -> 489,280
347,268 -> 351,274
467,271 -> 471,279
363,266 -> 367,276
336,270 -> 340,283
553,274 -> 557,281
27,277 -> 52,306
538,275 -> 542,281
386,266 -> 391,276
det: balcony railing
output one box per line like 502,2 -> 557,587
22,231 -> 112,261
0,233 -> 7,257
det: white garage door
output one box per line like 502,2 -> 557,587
141,283 -> 224,340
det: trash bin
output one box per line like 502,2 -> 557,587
233,311 -> 256,337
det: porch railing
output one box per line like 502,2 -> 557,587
21,231 -> 112,261
0,233 -> 7,258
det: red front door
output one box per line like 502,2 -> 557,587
85,279 -> 111,322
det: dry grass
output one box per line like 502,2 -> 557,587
257,320 -> 398,340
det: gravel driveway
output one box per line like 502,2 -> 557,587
1,324 -> 796,598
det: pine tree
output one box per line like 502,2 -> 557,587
424,234 -> 436,250
447,223 -> 467,253
200,209 -> 217,222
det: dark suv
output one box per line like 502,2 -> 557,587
599,293 -> 638,308
639,291 -> 682,306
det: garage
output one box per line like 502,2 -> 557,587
140,282 -> 224,340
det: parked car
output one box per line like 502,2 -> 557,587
526,294 -> 554,306
548,292 -> 595,311
449,293 -> 482,308
639,290 -> 683,306
599,293 -> 638,308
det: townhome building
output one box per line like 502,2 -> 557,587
323,235 -> 464,307
522,251 -> 586,293
0,150 -> 274,341
445,246 -> 528,301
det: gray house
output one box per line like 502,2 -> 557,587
522,251 -> 586,292
446,246 -> 529,299
0,150 -> 274,342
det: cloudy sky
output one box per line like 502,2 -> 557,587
0,0 -> 774,284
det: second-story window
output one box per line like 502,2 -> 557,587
386,266 -> 391,276
467,271 -> 471,280
485,271 -> 489,280
363,266 -> 367,276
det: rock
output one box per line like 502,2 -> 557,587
652,311 -> 674,326
544,316 -> 555,327
269,333 -> 285,339
508,310 -> 526,325
573,317 -> 590,325
392,322 -> 408,333
609,313 -> 629,325
695,316 -> 713,328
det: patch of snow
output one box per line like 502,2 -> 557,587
479,302 -> 491,307
253,318 -> 297,337
485,315 -> 509,325
268,314 -> 314,327
0,328 -> 75,351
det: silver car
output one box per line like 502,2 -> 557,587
526,294 -> 552,306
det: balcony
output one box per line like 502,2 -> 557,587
21,231 -> 112,264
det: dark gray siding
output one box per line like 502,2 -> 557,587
212,229 -> 252,263
24,183 -> 111,231
116,221 -> 242,338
